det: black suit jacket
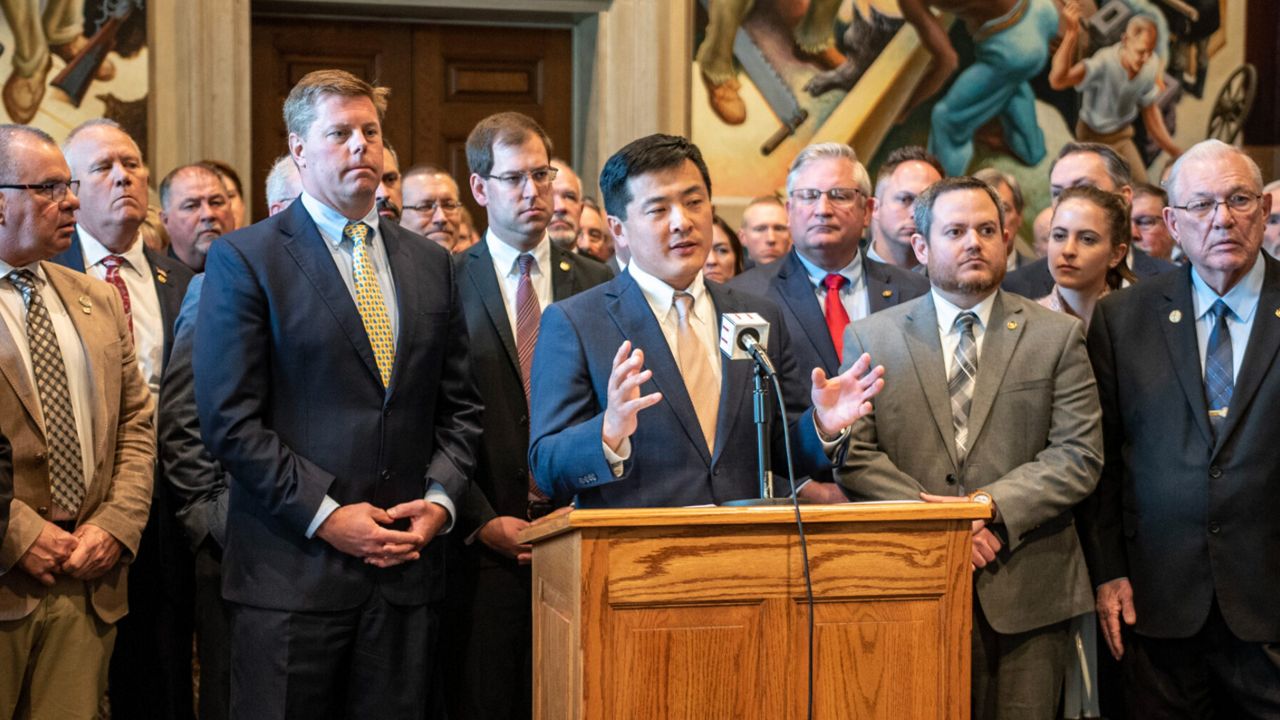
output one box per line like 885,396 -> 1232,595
454,240 -> 612,535
1085,255 -> 1280,642
193,200 -> 482,611
50,231 -> 194,368
1003,247 -> 1175,298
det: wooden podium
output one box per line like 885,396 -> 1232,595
519,502 -> 991,719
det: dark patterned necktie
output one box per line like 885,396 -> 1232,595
1204,300 -> 1233,437
8,269 -> 85,514
99,254 -> 133,338
949,312 -> 978,463
514,254 -> 547,501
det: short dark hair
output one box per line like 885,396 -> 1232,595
159,163 -> 225,210
1131,181 -> 1167,204
599,134 -> 712,220
875,145 -> 945,195
1051,142 -> 1132,189
1053,185 -> 1138,289
712,213 -> 745,275
201,159 -> 243,196
0,124 -> 57,181
912,176 -> 1004,242
465,112 -> 552,178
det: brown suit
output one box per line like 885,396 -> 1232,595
0,262 -> 155,622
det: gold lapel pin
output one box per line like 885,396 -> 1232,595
1006,320 -> 1017,330
1274,308 -> 1280,318
881,289 -> 893,298
1169,310 -> 1182,323
78,296 -> 91,314
156,269 -> 168,284
559,260 -> 571,272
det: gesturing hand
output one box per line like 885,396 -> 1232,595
811,352 -> 885,436
1096,577 -> 1137,660
601,341 -> 663,452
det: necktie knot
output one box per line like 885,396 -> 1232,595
1208,299 -> 1231,325
517,253 -> 536,277
7,268 -> 37,302
343,221 -> 370,246
823,273 -> 846,292
673,291 -> 694,324
100,254 -> 127,271
955,311 -> 977,334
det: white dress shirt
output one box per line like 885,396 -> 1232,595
485,229 -> 553,329
1190,253 -> 1264,382
932,289 -> 998,380
77,226 -> 165,398
794,249 -> 870,322
0,260 -> 96,495
297,192 -> 453,537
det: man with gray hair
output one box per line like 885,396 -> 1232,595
160,163 -> 237,273
730,142 -> 928,502
400,164 -> 462,250
973,167 -> 1031,270
50,118 -> 197,720
1262,179 -> 1280,259
265,154 -> 302,216
1084,139 -> 1280,716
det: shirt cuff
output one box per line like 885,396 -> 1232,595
603,437 -> 630,478
425,482 -> 455,535
816,417 -> 850,453
306,495 -> 341,538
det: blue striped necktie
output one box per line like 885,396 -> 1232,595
1204,299 -> 1233,437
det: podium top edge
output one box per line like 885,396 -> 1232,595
518,501 -> 991,543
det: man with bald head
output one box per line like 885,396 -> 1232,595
1085,139 -> 1280,716
50,119 -> 197,720
401,164 -> 463,251
160,163 -> 236,273
547,157 -> 583,251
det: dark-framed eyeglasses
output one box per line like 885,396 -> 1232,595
1170,192 -> 1262,218
404,199 -> 463,213
0,179 -> 80,201
484,166 -> 558,190
788,187 -> 865,207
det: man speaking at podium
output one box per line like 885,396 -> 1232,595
528,134 -> 884,508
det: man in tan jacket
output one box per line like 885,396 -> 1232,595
0,124 -> 154,719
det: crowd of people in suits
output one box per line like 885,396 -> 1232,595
0,66 -> 1277,720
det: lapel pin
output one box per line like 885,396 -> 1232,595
881,289 -> 893,298
156,269 -> 168,284
1274,308 -> 1280,318
78,296 -> 91,315
1169,310 -> 1182,323
559,260 -> 571,272
1006,320 -> 1017,330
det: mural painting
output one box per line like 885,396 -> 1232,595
0,0 -> 147,151
692,0 -> 1245,245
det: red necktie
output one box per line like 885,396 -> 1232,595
99,255 -> 133,339
515,254 -> 548,501
823,273 -> 849,363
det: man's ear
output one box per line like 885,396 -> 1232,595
911,232 -> 928,266
608,214 -> 628,250
469,174 -> 489,208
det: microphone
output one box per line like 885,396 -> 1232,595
719,312 -> 775,375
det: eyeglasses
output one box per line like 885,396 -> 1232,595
484,166 -> 558,190
0,179 -> 80,201
404,199 -> 463,213
1132,215 -> 1164,230
789,187 -> 864,207
1170,192 -> 1262,218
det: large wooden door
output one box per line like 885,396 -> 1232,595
251,17 -> 573,225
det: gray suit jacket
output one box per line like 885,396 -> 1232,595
836,290 -> 1103,634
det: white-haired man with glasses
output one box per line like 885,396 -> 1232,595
730,142 -> 928,502
1084,139 -> 1280,716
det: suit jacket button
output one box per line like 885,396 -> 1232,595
1208,522 -> 1221,534
37,506 -> 48,515
519,414 -> 529,427
35,451 -> 45,461
945,474 -> 958,485
1209,466 -> 1222,479
380,470 -> 391,481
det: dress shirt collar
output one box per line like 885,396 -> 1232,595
78,224 -> 146,272
300,191 -> 381,249
629,262 -> 709,321
485,228 -> 551,278
0,256 -> 45,282
932,288 -> 997,335
793,248 -> 864,291
1190,253 -> 1264,324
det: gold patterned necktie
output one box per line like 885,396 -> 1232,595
8,269 -> 86,514
344,222 -> 395,387
673,291 -> 719,453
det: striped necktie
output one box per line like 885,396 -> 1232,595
1204,299 -> 1233,437
949,311 -> 978,463
344,222 -> 395,387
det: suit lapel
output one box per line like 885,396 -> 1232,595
550,245 -> 578,301
143,248 -> 180,362
280,202 -> 384,389
606,273 -> 711,465
1158,268 -> 1214,447
46,266 -> 112,468
964,292 -> 1023,456
1213,256 -> 1280,452
380,220 -> 417,397
863,256 -> 896,314
775,252 -> 839,372
707,284 -> 752,465
463,241 -> 520,374
0,308 -> 43,432
902,295 -> 959,469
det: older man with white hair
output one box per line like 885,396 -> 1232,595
1084,139 -> 1280,717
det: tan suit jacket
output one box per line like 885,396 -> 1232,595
837,291 -> 1103,634
0,262 -> 155,624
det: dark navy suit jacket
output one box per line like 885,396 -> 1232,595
528,270 -> 834,508
193,200 -> 482,611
